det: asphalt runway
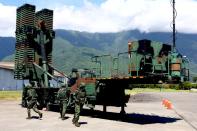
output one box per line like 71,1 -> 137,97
130,92 -> 197,130
0,92 -> 196,131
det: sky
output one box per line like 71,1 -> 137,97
0,0 -> 197,36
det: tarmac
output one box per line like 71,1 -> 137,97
0,92 -> 196,131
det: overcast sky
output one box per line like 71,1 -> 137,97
0,0 -> 196,36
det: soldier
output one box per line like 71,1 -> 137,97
57,84 -> 70,120
72,82 -> 87,127
26,81 -> 42,119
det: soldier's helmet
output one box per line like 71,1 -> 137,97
79,82 -> 86,89
26,85 -> 32,89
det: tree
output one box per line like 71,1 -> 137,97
193,76 -> 197,83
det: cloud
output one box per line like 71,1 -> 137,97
0,0 -> 197,36
54,0 -> 197,33
0,3 -> 16,37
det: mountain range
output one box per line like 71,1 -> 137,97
1,29 -> 197,75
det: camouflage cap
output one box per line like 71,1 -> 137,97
25,85 -> 32,88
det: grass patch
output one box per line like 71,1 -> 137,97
0,91 -> 22,100
125,88 -> 190,95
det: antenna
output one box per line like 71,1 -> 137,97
172,0 -> 176,50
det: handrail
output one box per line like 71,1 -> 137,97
33,62 -> 64,84
48,64 -> 68,78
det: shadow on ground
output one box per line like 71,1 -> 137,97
20,103 -> 180,124
81,109 -> 181,125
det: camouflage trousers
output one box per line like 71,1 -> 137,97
73,103 -> 83,123
59,100 -> 68,118
27,100 -> 41,117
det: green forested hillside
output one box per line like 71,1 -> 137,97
52,37 -> 104,73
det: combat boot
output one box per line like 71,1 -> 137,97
39,113 -> 43,119
26,111 -> 31,119
74,122 -> 80,127
26,116 -> 31,119
72,118 -> 76,123
62,117 -> 66,120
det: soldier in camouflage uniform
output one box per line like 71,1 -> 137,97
57,84 -> 70,120
72,82 -> 87,127
26,81 -> 42,119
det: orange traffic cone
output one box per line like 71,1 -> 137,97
166,100 -> 173,109
162,99 -> 168,105
162,99 -> 173,110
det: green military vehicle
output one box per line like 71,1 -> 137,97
16,2 -> 189,114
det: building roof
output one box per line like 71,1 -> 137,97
0,62 -> 65,77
